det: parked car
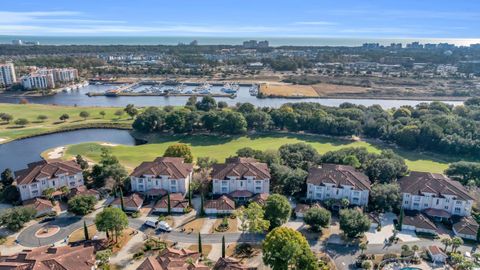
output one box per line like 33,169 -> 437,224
157,221 -> 172,232
144,219 -> 159,228
40,216 -> 56,223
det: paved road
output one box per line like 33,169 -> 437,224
16,214 -> 479,270
17,214 -> 264,247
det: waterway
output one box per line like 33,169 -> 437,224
0,129 -> 136,171
0,84 -> 463,109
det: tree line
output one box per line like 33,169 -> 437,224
132,96 -> 480,158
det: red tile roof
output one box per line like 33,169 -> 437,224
399,171 -> 473,201
137,248 -> 208,270
307,164 -> 371,191
213,257 -> 257,270
205,195 -> 235,211
130,157 -> 193,179
154,193 -> 189,209
112,193 -> 144,209
23,198 -> 53,212
251,193 -> 269,205
403,211 -> 437,231
67,185 -> 99,199
427,245 -> 446,257
0,245 -> 95,270
229,190 -> 253,198
453,216 -> 479,237
424,208 -> 452,219
15,160 -> 82,185
211,158 -> 270,180
146,188 -> 168,197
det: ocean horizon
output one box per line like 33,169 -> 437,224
1,35 -> 479,47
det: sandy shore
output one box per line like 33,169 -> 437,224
46,146 -> 65,159
100,142 -> 119,147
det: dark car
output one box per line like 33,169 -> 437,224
40,216 -> 56,223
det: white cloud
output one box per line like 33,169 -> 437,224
293,21 -> 336,26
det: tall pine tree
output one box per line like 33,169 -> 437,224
83,220 -> 89,241
198,232 -> 203,254
398,208 -> 404,231
200,195 -> 205,216
167,193 -> 171,215
119,188 -> 125,212
188,182 -> 192,207
221,235 -> 225,258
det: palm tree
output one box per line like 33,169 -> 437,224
359,242 -> 367,254
441,237 -> 452,251
401,244 -> 410,252
451,236 -> 464,253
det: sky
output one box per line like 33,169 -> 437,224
0,0 -> 479,38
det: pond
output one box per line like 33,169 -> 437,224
0,128 -> 136,171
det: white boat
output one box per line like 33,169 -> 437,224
199,89 -> 211,94
221,83 -> 239,94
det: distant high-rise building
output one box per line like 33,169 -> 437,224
362,43 -> 381,49
258,40 -> 269,48
189,40 -> 198,46
39,68 -> 78,83
243,40 -> 258,49
407,42 -> 424,49
21,73 -> 55,90
242,40 -> 269,49
0,62 -> 17,87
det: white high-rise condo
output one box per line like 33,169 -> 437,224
0,62 -> 16,87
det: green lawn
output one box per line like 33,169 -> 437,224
0,103 -> 133,142
60,133 -> 451,173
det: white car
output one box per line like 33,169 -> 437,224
158,221 -> 172,232
144,219 -> 159,228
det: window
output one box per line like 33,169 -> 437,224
255,181 -> 262,185
31,184 -> 38,189
138,184 -> 144,190
255,186 -> 261,192
221,187 -> 228,193
404,201 -> 408,205
424,203 -> 428,207
445,206 -> 449,210
454,207 -> 461,213
436,199 -> 440,205
42,180 -> 46,185
52,180 -> 56,186
70,181 -> 76,186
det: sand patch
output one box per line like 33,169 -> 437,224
100,143 -> 119,147
259,83 -> 319,97
46,146 -> 65,159
0,138 -> 7,143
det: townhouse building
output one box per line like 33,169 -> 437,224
399,171 -> 474,219
130,157 -> 193,196
211,157 -> 270,201
306,164 -> 371,206
15,160 -> 84,201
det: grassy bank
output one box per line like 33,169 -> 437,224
0,103 -> 134,143
58,133 -> 451,173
